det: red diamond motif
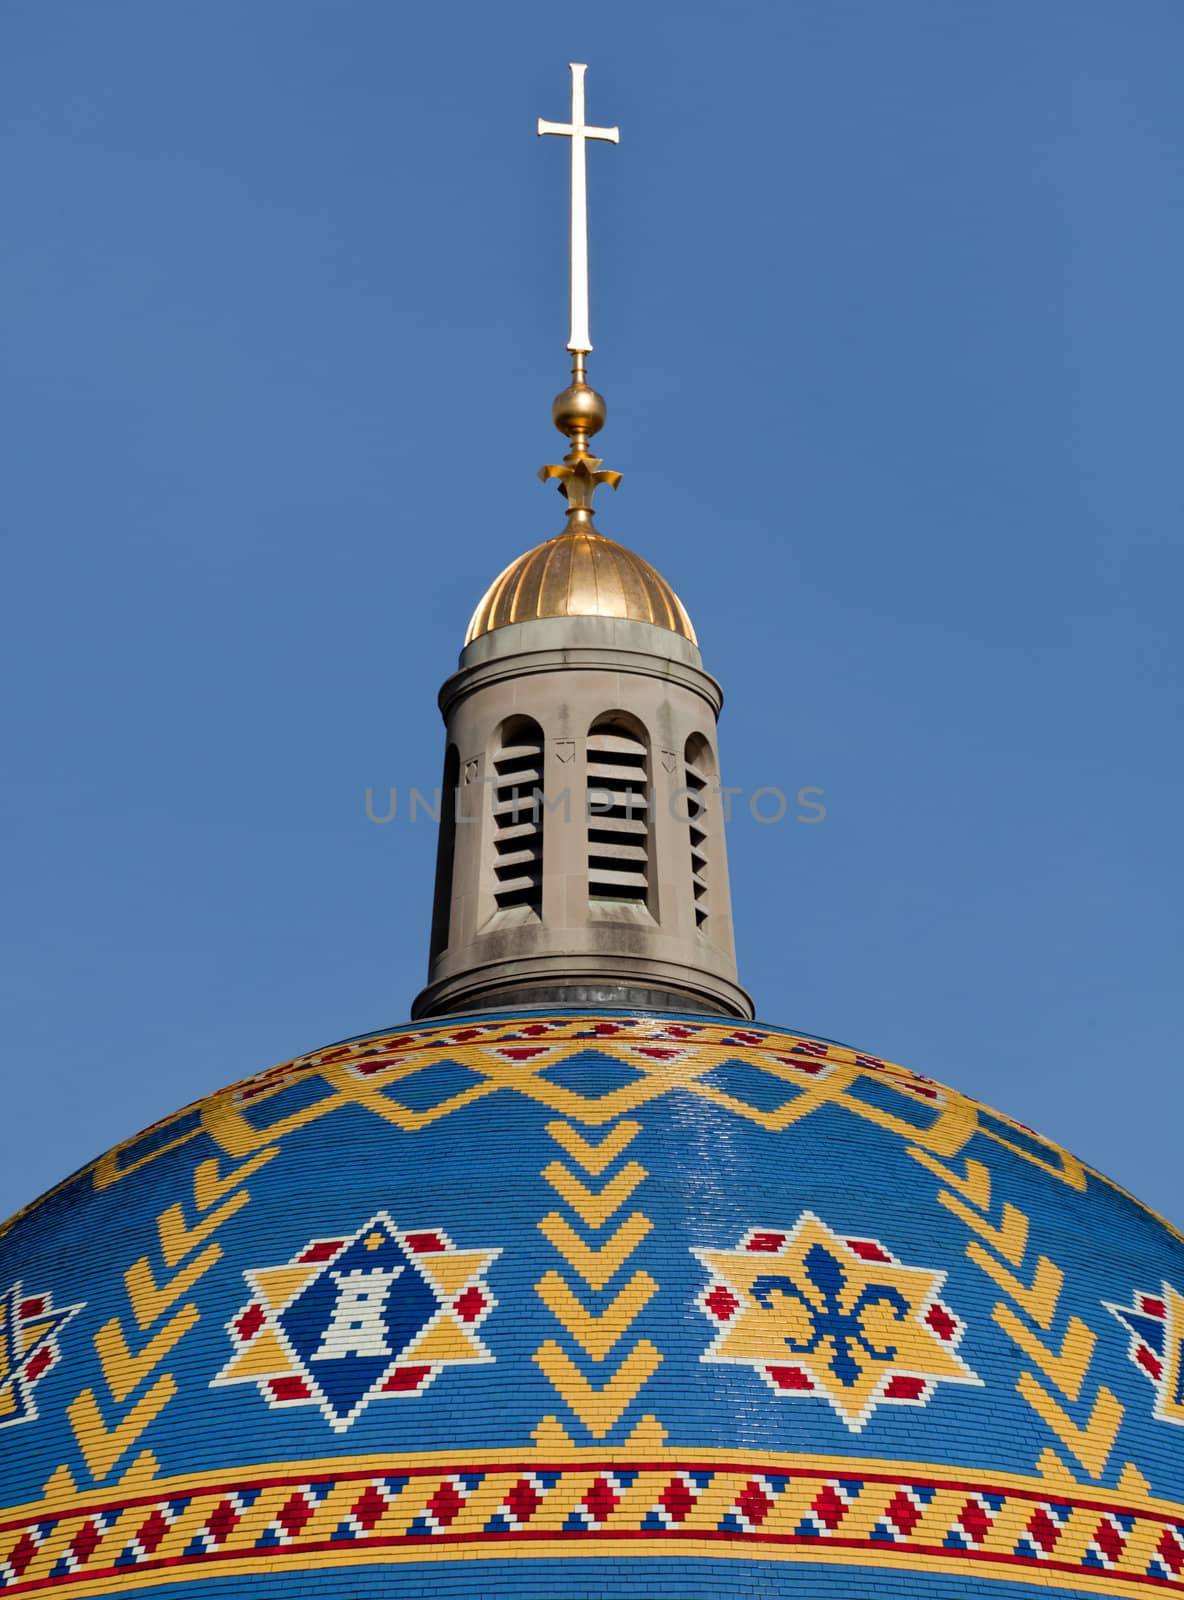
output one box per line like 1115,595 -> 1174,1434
505,1478 -> 542,1523
453,1287 -> 487,1323
298,1240 -> 343,1263
746,1232 -> 786,1253
1027,1507 -> 1061,1553
69,1521 -> 103,1566
1137,1345 -> 1164,1380
135,1509 -> 171,1554
1142,1297 -> 1166,1318
18,1298 -> 45,1319
351,1485 -> 389,1531
705,1285 -> 739,1320
812,1485 -> 848,1530
1158,1529 -> 1184,1574
352,1054 -> 400,1076
1094,1517 -> 1126,1563
205,1499 -> 240,1545
926,1303 -> 957,1340
885,1490 -> 922,1535
735,1481 -> 772,1525
24,1348 -> 53,1383
658,1477 -> 695,1522
884,1375 -> 926,1399
382,1364 -> 431,1391
583,1477 -> 620,1523
6,1533 -> 39,1577
276,1493 -> 315,1539
958,1498 -> 992,1544
426,1481 -> 464,1526
234,1303 -> 266,1342
269,1375 -> 312,1401
847,1240 -> 891,1263
770,1051 -> 827,1076
405,1232 -> 446,1253
767,1365 -> 813,1390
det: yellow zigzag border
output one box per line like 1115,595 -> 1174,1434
910,1146 -> 1125,1482
42,1018 -> 1154,1231
55,1147 -> 278,1490
531,1118 -> 662,1441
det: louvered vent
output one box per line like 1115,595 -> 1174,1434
491,720 -> 544,914
587,720 -> 650,905
685,735 -> 713,931
429,744 -> 460,959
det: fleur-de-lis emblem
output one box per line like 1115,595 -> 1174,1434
752,1242 -> 911,1389
695,1213 -> 981,1430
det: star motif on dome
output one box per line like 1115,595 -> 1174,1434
694,1213 -> 981,1431
213,1212 -> 500,1433
0,1280 -> 83,1430
1106,1282 -> 1184,1426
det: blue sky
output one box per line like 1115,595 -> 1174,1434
1,0 -> 1180,1224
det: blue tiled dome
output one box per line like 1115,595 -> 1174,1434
2,1011 -> 1182,1599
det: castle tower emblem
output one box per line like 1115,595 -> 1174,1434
214,1213 -> 499,1432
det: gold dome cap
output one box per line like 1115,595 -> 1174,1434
468,292 -> 696,646
465,528 -> 697,646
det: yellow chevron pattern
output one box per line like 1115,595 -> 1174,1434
546,1119 -> 643,1176
535,1269 -> 659,1360
994,1301 -> 1095,1401
65,1377 -> 176,1483
909,1146 -> 1124,1481
533,1117 -> 663,1440
540,1162 -> 647,1228
533,1340 -> 663,1439
92,1305 -> 199,1405
537,1213 -> 652,1292
59,1147 -> 278,1487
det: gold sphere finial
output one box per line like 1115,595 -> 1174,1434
551,381 -> 607,443
539,353 -> 620,525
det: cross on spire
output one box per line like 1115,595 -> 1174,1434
538,63 -> 619,355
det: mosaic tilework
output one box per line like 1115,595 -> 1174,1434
1108,1286 -> 1184,1429
36,1015 -> 1098,1201
90,1565 -> 1184,1600
0,1285 -> 83,1431
3,1456 -> 1184,1596
695,1213 -> 981,1429
213,1212 -> 499,1431
1,1008 -> 1182,1598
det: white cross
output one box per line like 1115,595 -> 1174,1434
538,63 -> 619,355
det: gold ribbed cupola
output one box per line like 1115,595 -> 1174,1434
466,531 -> 696,646
467,365 -> 696,646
